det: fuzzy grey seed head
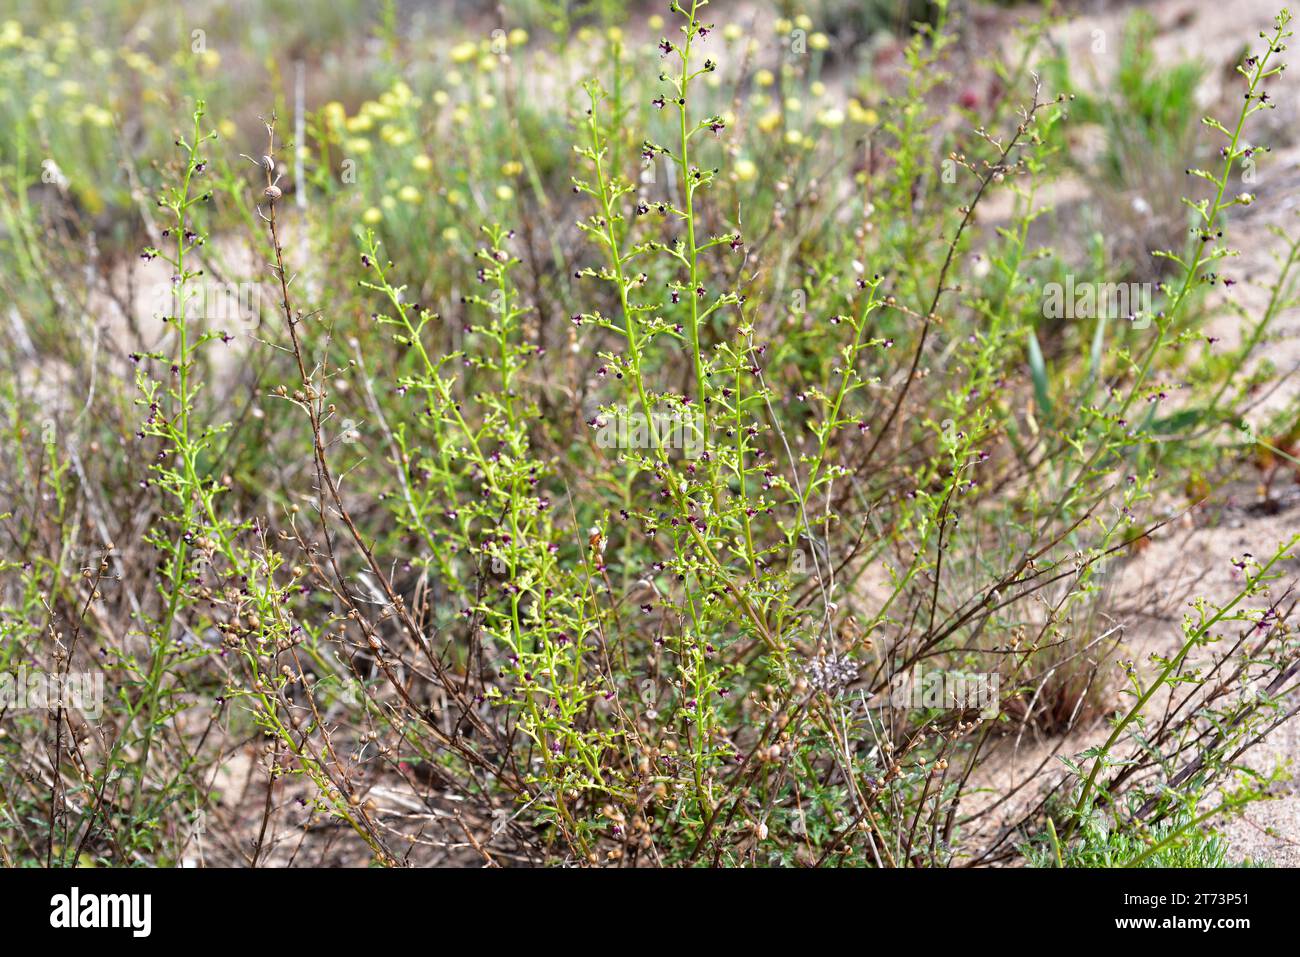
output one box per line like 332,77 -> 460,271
804,651 -> 858,693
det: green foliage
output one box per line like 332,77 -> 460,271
1054,10 -> 1207,185
1024,809 -> 1230,868
0,1 -> 1297,869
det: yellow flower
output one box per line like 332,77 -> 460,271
757,111 -> 781,134
345,113 -> 373,133
774,18 -> 792,35
648,14 -> 664,30
446,69 -> 463,87
607,26 -> 623,44
346,137 -> 372,154
323,101 -> 346,127
77,185 -> 105,216
380,195 -> 396,210
809,32 -> 830,51
450,41 -> 477,63
200,49 -> 221,70
441,226 -> 460,242
412,154 -> 433,172
810,81 -> 826,98
784,97 -> 802,113
508,28 -> 528,46
784,129 -> 803,146
433,90 -> 450,106
733,158 -> 757,182
58,79 -> 81,96
446,189 -> 465,207
816,107 -> 845,128
755,68 -> 775,88
452,107 -> 469,125
501,160 -> 523,177
122,50 -> 157,76
723,24 -> 743,42
82,104 -> 113,127
478,93 -> 496,110
399,185 -> 420,204
218,118 -> 237,139
795,15 -> 813,31
495,184 -> 515,201
380,125 -> 412,146
848,99 -> 879,126
362,207 -> 383,225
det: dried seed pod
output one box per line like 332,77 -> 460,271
265,184 -> 282,201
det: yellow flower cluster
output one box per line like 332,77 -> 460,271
449,27 -> 528,72
322,79 -> 426,158
848,99 -> 879,126
0,21 -> 126,128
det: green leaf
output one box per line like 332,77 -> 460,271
1027,328 -> 1053,420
